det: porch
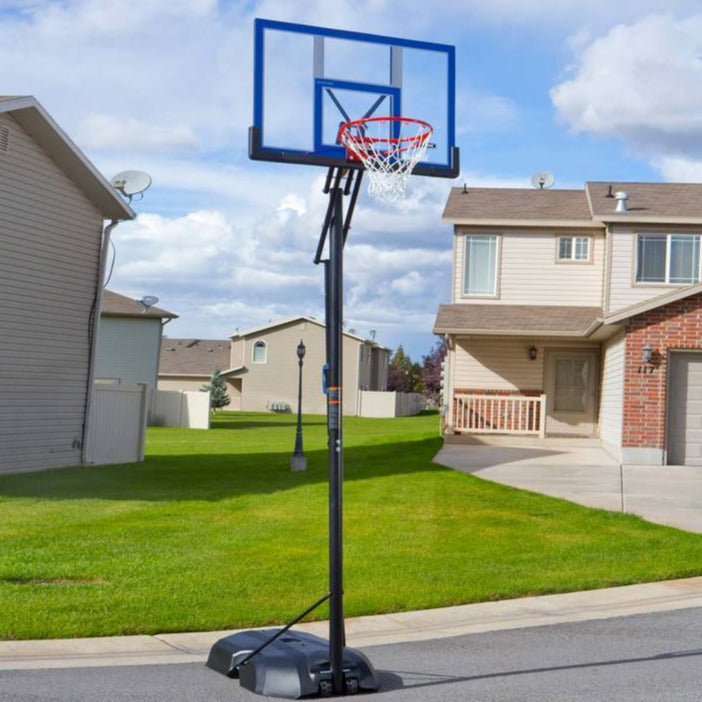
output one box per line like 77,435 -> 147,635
453,393 -> 547,437
448,341 -> 601,438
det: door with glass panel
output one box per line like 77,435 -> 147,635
545,350 -> 598,436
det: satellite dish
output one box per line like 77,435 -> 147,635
531,171 -> 555,190
137,295 -> 159,313
111,170 -> 152,200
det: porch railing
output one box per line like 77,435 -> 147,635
454,393 -> 546,437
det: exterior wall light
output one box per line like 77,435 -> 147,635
528,345 -> 538,361
641,343 -> 653,364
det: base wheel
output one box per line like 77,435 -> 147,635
346,678 -> 359,695
319,680 -> 333,697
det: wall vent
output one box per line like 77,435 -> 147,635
0,126 -> 9,152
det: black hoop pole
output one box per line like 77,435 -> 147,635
327,184 -> 345,694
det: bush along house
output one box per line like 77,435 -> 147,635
434,182 -> 702,465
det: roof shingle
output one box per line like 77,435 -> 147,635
433,304 -> 602,336
443,187 -> 593,223
102,290 -> 178,319
586,181 -> 702,219
159,339 -> 232,376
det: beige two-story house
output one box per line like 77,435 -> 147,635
159,316 -> 390,415
434,182 -> 702,466
0,96 -> 134,473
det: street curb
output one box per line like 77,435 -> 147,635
1,576 -> 701,671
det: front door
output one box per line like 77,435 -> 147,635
545,350 -> 598,436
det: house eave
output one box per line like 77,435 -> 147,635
0,96 -> 134,221
598,215 -> 702,225
434,327 -> 595,337
444,217 -> 603,229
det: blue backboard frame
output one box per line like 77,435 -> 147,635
250,18 -> 459,178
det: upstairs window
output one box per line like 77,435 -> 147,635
636,233 -> 701,284
252,340 -> 267,364
558,236 -> 591,262
463,234 -> 498,296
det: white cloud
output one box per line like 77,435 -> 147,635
390,271 -> 428,295
79,113 -> 201,152
552,14 -> 702,160
654,155 -> 702,181
0,0 -> 613,356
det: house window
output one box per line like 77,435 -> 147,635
636,233 -> 701,284
463,234 -> 498,296
252,340 -> 267,364
554,359 -> 587,412
558,236 -> 590,262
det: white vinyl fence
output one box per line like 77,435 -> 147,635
149,390 -> 211,429
85,384 -> 148,465
358,391 -> 425,418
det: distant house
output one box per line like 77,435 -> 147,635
435,181 -> 702,465
0,96 -> 134,473
158,316 -> 390,415
97,290 -> 178,388
158,338 -> 241,408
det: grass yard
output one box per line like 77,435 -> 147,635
1,410 -> 702,640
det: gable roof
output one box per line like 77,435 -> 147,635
443,181 -> 702,227
159,338 -> 236,376
0,96 -> 133,220
231,315 -> 390,350
434,304 -> 602,337
604,281 -> 702,325
443,187 -> 596,226
101,290 -> 178,319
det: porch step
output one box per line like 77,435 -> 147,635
445,434 -> 602,448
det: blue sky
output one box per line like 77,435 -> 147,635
2,0 -> 702,358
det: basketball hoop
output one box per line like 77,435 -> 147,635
338,116 -> 433,201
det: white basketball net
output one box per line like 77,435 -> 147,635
339,117 -> 433,202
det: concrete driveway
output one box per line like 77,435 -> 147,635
434,438 -> 702,534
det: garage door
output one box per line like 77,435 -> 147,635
668,353 -> 702,465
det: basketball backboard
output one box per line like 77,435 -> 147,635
250,19 -> 459,178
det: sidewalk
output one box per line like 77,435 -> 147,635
1,577 -> 701,670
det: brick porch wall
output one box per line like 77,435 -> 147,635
623,292 -> 702,450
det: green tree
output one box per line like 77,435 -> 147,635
388,345 -> 424,394
421,339 -> 447,405
202,368 -> 231,411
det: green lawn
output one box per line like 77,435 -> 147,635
1,411 -> 702,640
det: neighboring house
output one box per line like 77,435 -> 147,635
158,338 -> 241,408
96,290 -> 178,388
0,96 -> 134,473
434,182 -> 702,466
158,316 -> 390,415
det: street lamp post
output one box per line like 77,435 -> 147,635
290,339 -> 307,471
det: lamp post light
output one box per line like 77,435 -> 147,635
290,339 -> 307,472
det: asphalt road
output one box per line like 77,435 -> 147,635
1,608 -> 700,701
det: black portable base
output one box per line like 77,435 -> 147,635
207,629 -> 380,698
207,169 -> 379,697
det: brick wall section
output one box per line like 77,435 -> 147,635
623,292 -> 702,449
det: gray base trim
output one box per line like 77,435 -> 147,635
621,447 -> 665,465
601,440 -> 623,463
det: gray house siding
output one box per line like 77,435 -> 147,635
96,317 -> 163,388
0,112 -> 104,473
